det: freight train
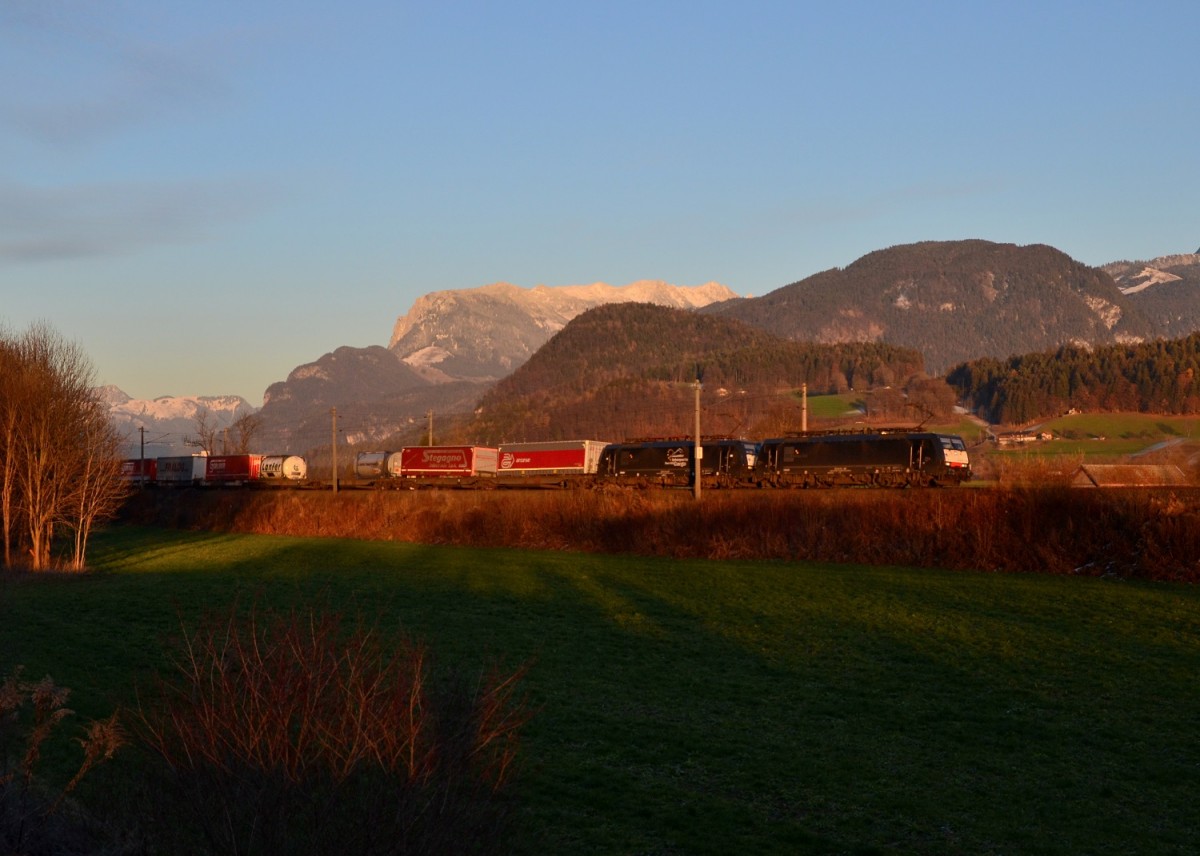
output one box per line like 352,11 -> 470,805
121,429 -> 971,489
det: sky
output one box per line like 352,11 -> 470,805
2,0 -> 1197,405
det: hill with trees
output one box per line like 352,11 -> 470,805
948,332 -> 1200,424
467,303 -> 928,442
706,240 -> 1156,373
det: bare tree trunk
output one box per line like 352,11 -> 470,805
0,339 -> 21,568
65,401 -> 129,570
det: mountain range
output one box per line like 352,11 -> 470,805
108,242 -> 1200,453
102,387 -> 254,458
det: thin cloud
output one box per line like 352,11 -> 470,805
0,178 -> 284,264
0,2 -> 237,145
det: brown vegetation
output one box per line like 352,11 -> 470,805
0,668 -> 125,855
121,485 -> 1200,582
132,604 -> 531,855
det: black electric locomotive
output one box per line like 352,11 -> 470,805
755,429 -> 971,487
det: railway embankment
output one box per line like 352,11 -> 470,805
118,486 -> 1200,583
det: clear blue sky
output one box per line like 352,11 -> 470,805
2,0 -> 1197,404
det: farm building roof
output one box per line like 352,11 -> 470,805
1070,464 -> 1189,488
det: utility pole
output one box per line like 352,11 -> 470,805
693,379 -> 702,501
331,407 -> 338,494
427,409 -> 434,446
802,382 -> 808,433
139,426 -> 145,488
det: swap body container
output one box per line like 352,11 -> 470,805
496,440 -> 609,476
204,454 -> 263,484
155,455 -> 208,485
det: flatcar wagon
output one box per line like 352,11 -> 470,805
755,429 -> 971,487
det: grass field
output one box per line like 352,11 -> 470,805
2,526 -> 1199,854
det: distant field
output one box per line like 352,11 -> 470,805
990,413 -> 1200,461
1038,412 -> 1200,439
803,392 -> 862,419
3,527 -> 1198,855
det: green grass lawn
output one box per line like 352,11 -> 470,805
804,392 -> 863,419
3,526 -> 1198,854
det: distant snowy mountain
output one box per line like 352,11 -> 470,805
388,280 -> 739,383
101,386 -> 256,457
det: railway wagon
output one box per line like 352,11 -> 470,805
755,430 -> 971,487
155,455 -> 208,486
204,454 -> 262,485
260,454 -> 307,481
495,440 -> 609,486
596,438 -> 758,488
391,445 -> 499,482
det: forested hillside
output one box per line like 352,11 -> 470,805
469,303 -> 926,442
948,333 -> 1200,424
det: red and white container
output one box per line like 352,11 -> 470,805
120,458 -> 157,483
393,446 -> 499,478
204,454 -> 263,484
497,440 -> 609,475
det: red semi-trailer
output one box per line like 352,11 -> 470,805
392,446 -> 499,479
204,454 -> 262,484
120,458 -> 157,483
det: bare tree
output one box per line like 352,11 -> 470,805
186,406 -> 218,456
230,411 -> 263,454
63,397 -> 130,570
0,334 -> 23,567
0,324 -> 128,570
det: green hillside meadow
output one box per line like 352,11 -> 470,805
2,526 -> 1198,854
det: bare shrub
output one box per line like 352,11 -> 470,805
133,604 -> 532,856
0,668 -> 126,855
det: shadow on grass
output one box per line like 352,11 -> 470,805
3,525 -> 1199,855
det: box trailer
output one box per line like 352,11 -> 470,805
394,446 -> 499,479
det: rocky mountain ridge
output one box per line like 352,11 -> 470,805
1102,253 -> 1200,339
388,280 -> 738,383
